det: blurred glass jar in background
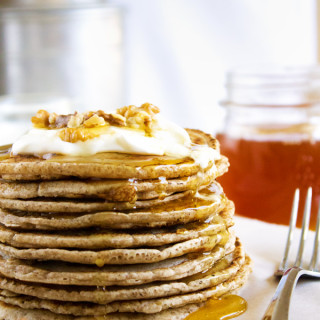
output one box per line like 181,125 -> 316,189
216,66 -> 320,229
0,0 -> 124,110
0,94 -> 71,145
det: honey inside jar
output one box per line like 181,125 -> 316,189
217,133 -> 320,229
217,66 -> 320,229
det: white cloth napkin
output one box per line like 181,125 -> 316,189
234,216 -> 320,320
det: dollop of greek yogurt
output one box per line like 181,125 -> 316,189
12,114 -> 220,169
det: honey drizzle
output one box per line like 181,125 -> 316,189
154,176 -> 168,199
0,144 -> 11,160
176,219 -> 223,236
45,152 -> 189,166
132,187 -> 221,214
185,295 -> 247,320
182,254 -> 231,284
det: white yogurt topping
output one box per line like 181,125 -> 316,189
12,115 -> 220,168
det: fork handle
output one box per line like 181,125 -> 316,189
262,267 -> 304,320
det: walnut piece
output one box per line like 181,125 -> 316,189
48,113 -> 57,125
67,113 -> 84,128
59,128 -> 101,143
96,110 -> 126,126
31,110 -> 50,128
83,114 -> 106,128
117,103 -> 160,134
55,115 -> 72,128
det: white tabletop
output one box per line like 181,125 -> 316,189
235,216 -> 320,320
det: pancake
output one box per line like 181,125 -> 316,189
0,159 -> 228,201
0,240 -> 245,304
0,130 -> 221,181
0,232 -> 226,265
0,205 -> 233,249
0,185 -> 227,231
0,257 -> 251,316
0,198 -> 224,231
0,191 -> 190,213
0,235 -> 235,286
0,301 -> 201,320
0,181 -> 224,215
0,153 -> 207,180
0,174 -> 64,181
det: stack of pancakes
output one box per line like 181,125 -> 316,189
0,129 -> 251,320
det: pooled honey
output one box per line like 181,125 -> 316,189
217,134 -> 320,229
185,295 -> 247,320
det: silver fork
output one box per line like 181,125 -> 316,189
262,187 -> 320,320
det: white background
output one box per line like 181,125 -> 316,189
110,0 -> 317,133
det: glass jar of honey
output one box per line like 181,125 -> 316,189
216,66 -> 320,229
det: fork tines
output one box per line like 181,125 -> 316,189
276,187 -> 320,275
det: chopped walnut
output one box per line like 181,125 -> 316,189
98,112 -> 126,126
31,110 -> 50,128
83,111 -> 95,122
59,128 -> 100,143
83,114 -> 106,128
117,105 -> 136,119
55,115 -> 72,128
48,113 -> 57,126
47,112 -> 71,128
140,103 -> 160,116
67,112 -> 85,128
117,103 -> 160,134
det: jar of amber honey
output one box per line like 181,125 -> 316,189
216,66 -> 320,229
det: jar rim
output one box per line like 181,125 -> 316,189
225,65 -> 320,105
226,65 -> 320,87
220,101 -> 319,108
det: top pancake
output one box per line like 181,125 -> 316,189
0,160 -> 228,202
0,129 -> 223,180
